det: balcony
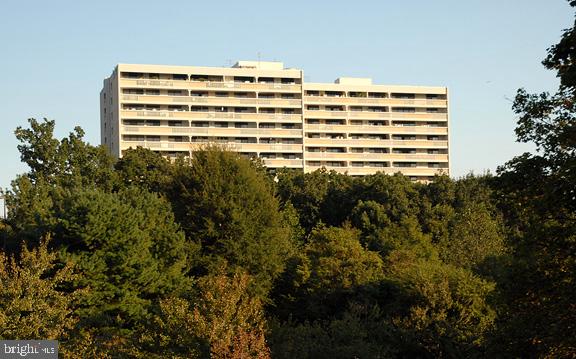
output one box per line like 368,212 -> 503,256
304,165 -> 446,176
304,111 -> 447,120
121,110 -> 302,123
304,96 -> 447,107
305,152 -> 385,161
120,94 -> 301,108
304,124 -> 447,135
119,78 -> 302,92
189,81 -> 302,92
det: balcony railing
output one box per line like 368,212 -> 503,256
304,96 -> 447,107
121,110 -> 302,122
120,78 -> 302,92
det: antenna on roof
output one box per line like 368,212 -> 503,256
257,52 -> 261,66
225,59 -> 233,67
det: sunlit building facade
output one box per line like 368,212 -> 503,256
100,61 -> 449,180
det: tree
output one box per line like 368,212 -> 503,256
166,147 -> 294,298
49,187 -> 192,332
489,2 -> 576,356
273,226 -> 385,321
268,304 -> 397,359
114,147 -> 173,193
387,256 -> 496,357
440,203 -> 506,274
0,239 -> 79,340
276,168 -> 331,232
138,268 -> 270,358
14,118 -> 117,190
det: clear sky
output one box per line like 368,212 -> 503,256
0,0 -> 572,190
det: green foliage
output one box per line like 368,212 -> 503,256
487,4 -> 576,356
50,187 -> 192,330
0,239 -> 79,340
166,146 -> 294,298
114,147 -> 172,192
387,257 -> 496,357
273,226 -> 385,321
297,226 -> 385,293
276,168 -> 331,232
268,304 -> 396,359
440,202 -> 506,272
14,118 -> 117,190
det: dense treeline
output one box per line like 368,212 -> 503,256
1,6 -> 575,358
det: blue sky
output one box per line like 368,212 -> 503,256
0,0 -> 572,189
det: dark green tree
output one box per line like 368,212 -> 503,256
273,226 -> 385,321
49,187 -> 192,331
114,147 -> 173,193
166,146 -> 294,298
490,2 -> 576,356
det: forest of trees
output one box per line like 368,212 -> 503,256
1,5 -> 575,359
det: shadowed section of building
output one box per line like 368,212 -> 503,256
101,61 -> 449,181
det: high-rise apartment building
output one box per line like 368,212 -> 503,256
100,61 -> 449,180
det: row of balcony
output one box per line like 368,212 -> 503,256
304,138 -> 448,147
304,96 -> 447,107
120,110 -> 447,121
119,93 -> 446,108
304,152 -> 448,161
122,126 -> 302,137
305,124 -> 447,134
304,166 -> 446,176
121,110 -> 302,123
121,124 -> 447,137
120,79 -> 302,92
304,110 -> 447,120
121,94 -> 302,107
120,141 -> 303,153
120,138 -> 448,153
